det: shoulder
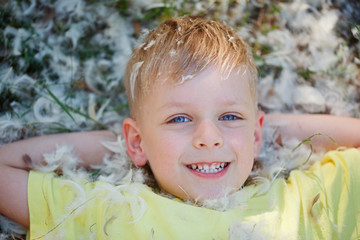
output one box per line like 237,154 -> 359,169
320,148 -> 360,171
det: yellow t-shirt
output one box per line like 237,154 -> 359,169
27,149 -> 360,240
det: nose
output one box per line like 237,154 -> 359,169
192,119 -> 224,150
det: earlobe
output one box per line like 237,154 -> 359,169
122,118 -> 147,166
254,110 -> 265,157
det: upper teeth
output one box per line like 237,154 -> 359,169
189,163 -> 227,173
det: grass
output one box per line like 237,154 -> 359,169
45,86 -> 77,124
345,20 -> 360,36
292,133 -> 337,166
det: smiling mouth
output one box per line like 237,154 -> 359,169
186,162 -> 230,174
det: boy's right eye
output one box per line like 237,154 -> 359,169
167,116 -> 191,124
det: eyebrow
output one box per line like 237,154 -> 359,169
157,98 -> 246,112
157,101 -> 191,112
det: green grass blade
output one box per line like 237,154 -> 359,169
344,20 -> 360,35
292,133 -> 337,166
45,86 -> 76,124
65,105 -> 109,130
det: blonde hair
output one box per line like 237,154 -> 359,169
124,16 -> 258,119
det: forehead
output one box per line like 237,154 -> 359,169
158,65 -> 252,94
144,66 -> 254,110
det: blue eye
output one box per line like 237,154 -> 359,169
168,116 -> 191,123
220,114 -> 239,121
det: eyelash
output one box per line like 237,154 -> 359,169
219,114 -> 241,121
167,113 -> 241,124
167,115 -> 191,124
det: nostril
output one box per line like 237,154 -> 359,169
197,142 -> 221,148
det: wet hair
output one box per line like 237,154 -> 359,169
124,16 -> 258,119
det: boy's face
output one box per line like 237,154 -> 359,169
124,66 -> 263,201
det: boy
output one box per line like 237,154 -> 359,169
0,16 -> 360,239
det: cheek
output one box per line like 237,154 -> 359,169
227,128 -> 255,150
144,132 -> 184,168
145,134 -> 185,191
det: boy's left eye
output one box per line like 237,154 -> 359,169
219,114 -> 240,121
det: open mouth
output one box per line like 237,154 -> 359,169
186,162 -> 230,174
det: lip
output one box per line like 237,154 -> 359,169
185,162 -> 230,179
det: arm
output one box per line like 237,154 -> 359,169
0,130 -> 116,228
264,114 -> 360,151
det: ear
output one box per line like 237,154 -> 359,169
254,110 -> 265,158
122,118 -> 147,166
